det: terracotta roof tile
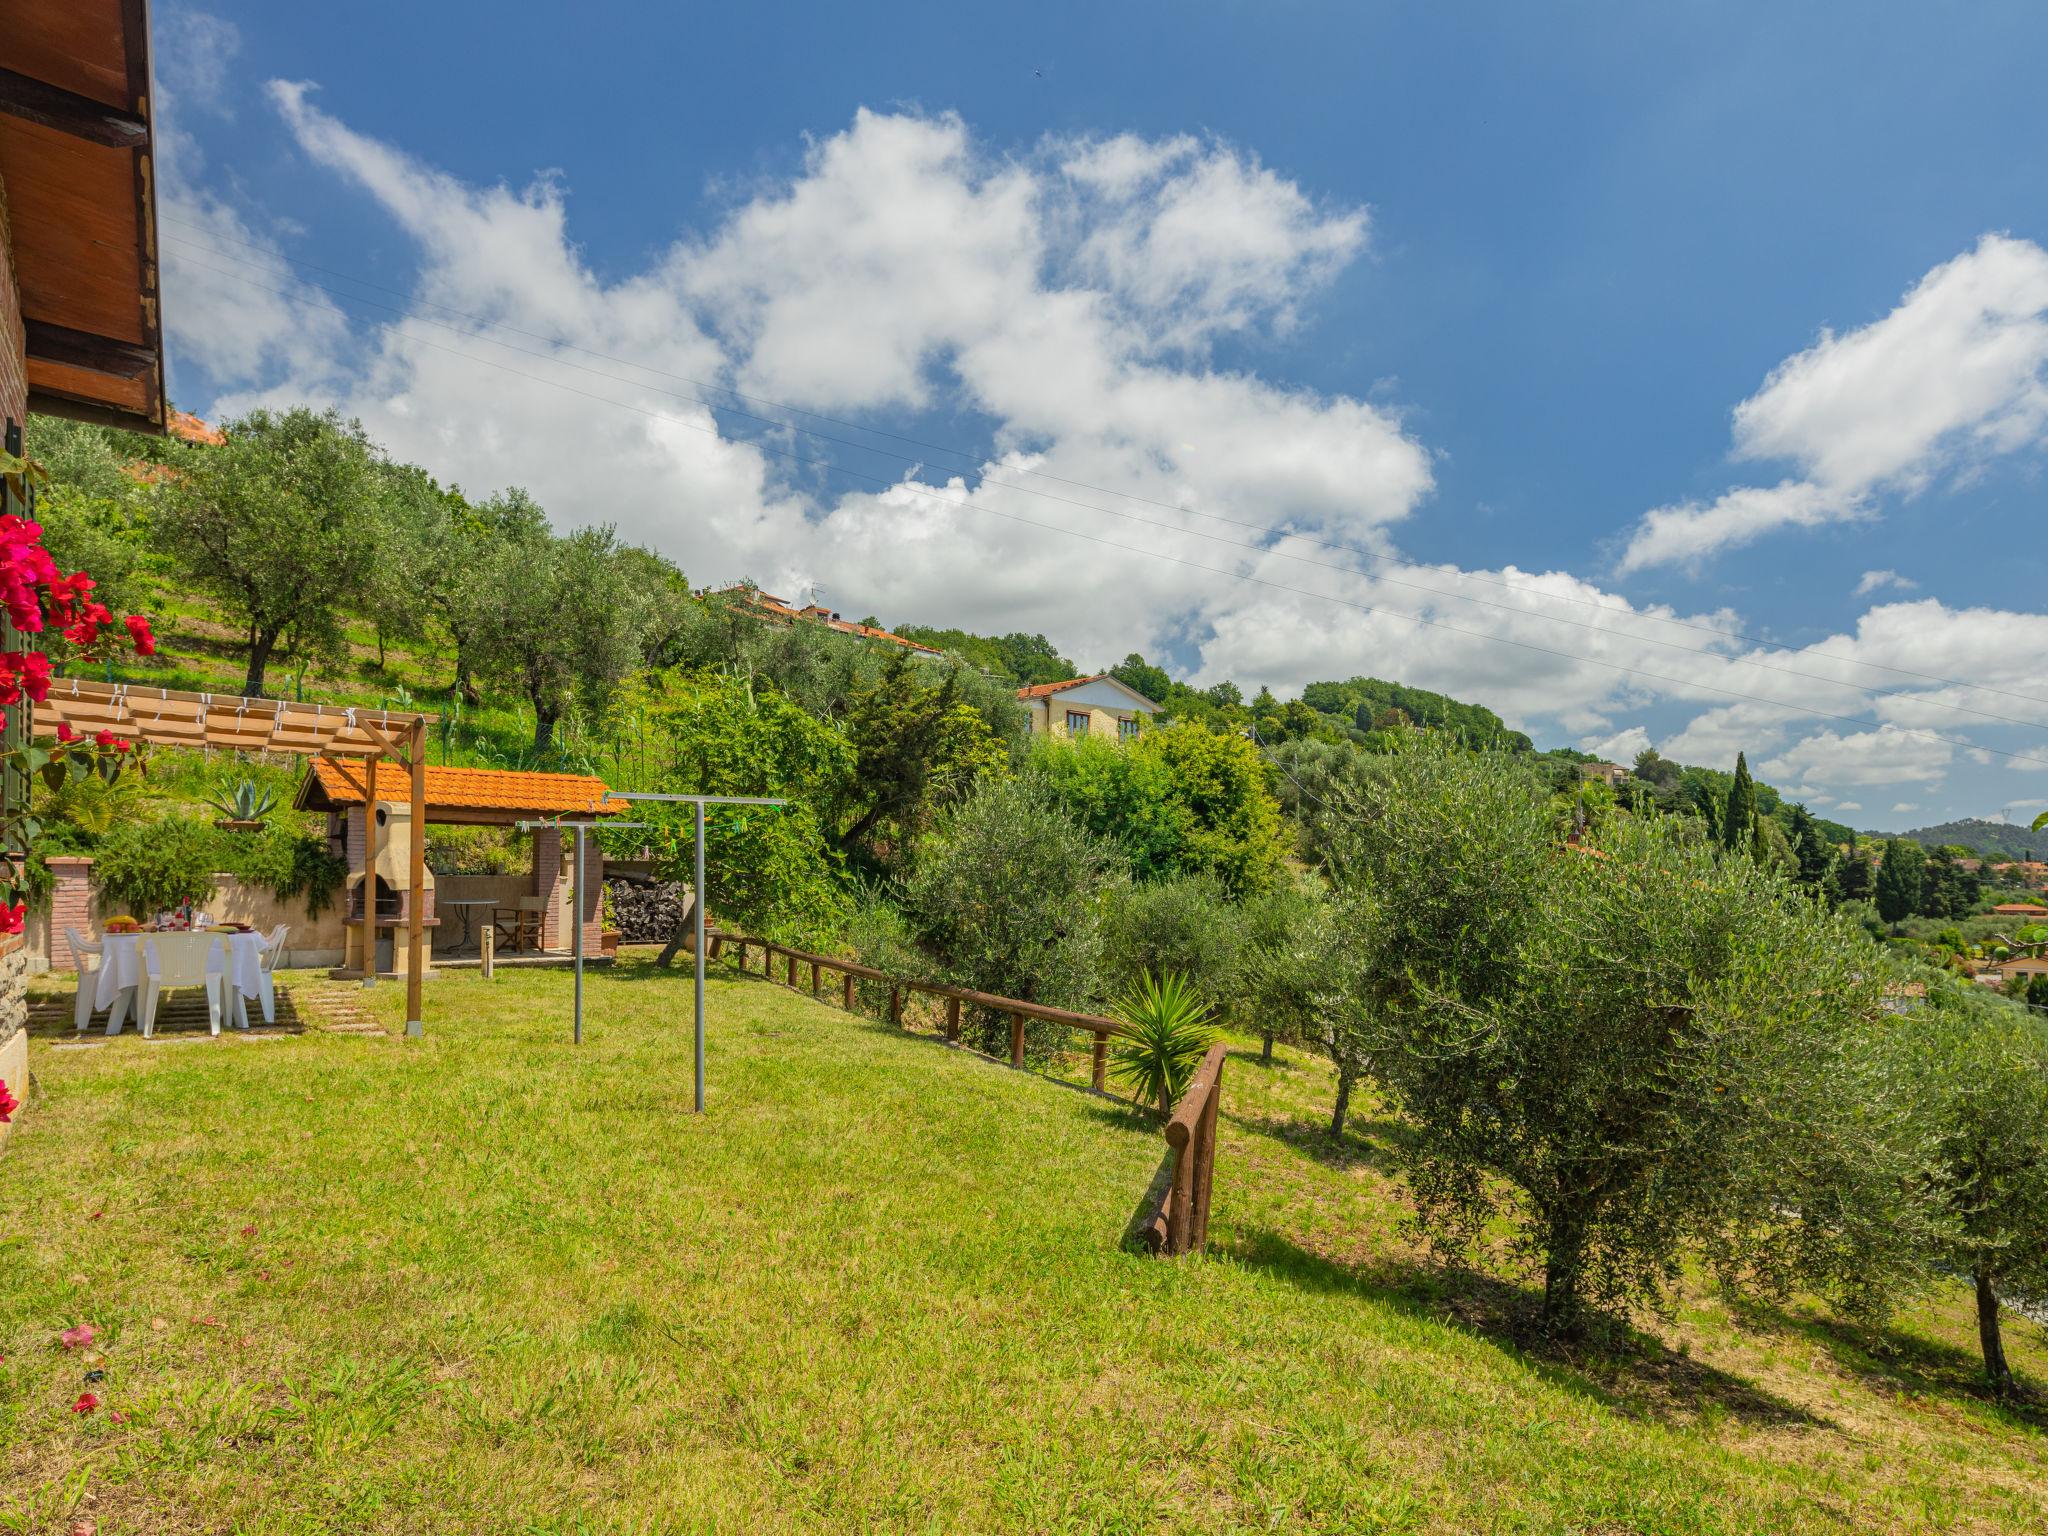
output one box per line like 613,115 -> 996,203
306,759 -> 626,816
1017,674 -> 1108,700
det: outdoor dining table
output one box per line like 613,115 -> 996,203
94,929 -> 270,1035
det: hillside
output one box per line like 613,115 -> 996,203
7,960 -> 2045,1532
1900,817 -> 2044,861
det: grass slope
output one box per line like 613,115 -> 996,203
2,959 -> 2045,1533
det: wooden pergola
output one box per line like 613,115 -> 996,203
34,678 -> 441,1035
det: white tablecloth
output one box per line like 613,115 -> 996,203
93,931 -> 268,1010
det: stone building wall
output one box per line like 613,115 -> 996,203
0,934 -> 29,1149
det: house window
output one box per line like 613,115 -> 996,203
1066,710 -> 1090,735
1118,716 -> 1141,741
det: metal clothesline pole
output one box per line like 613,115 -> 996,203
526,793 -> 788,1112
615,793 -> 789,1115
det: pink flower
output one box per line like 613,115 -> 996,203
71,1392 -> 98,1415
123,614 -> 155,656
0,1077 -> 17,1124
0,902 -> 24,936
108,1409 -> 128,1425
59,1323 -> 96,1350
239,1224 -> 257,1239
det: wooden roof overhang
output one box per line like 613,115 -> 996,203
0,0 -> 166,433
31,677 -> 436,757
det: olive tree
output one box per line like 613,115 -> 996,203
1325,739 -> 1933,1334
153,407 -> 382,695
1911,989 -> 2048,1393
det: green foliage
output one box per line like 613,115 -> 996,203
153,406 -> 387,695
425,824 -> 529,876
91,812 -> 348,919
1028,720 -> 1286,897
1107,652 -> 1172,704
1099,872 -> 1242,1006
1106,972 -> 1217,1115
891,625 -> 1077,688
1298,675 -> 1532,750
834,650 -> 1009,864
1231,876 -> 1328,1069
1909,989 -> 2048,1391
1721,752 -> 1758,853
900,776 -> 1118,1053
1320,737 -> 1934,1334
1875,838 -> 1927,927
617,668 -> 855,946
92,815 -> 224,915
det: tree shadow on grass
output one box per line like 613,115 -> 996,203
1723,1293 -> 2048,1431
1229,1227 -> 1826,1431
1227,1108 -> 1415,1178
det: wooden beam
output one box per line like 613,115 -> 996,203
406,719 -> 426,1036
23,319 -> 156,380
361,754 -> 379,983
0,66 -> 149,148
357,719 -> 411,764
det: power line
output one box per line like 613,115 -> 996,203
158,215 -> 2048,715
161,239 -> 2048,737
153,254 -> 2048,772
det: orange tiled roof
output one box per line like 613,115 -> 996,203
304,759 -> 626,816
710,586 -> 943,655
1017,674 -> 1108,700
168,409 -> 226,445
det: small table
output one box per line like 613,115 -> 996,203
441,900 -> 496,953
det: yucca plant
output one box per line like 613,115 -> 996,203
206,779 -> 279,825
1107,971 -> 1216,1116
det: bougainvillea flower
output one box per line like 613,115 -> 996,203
55,721 -> 79,742
239,1224 -> 257,1238
93,729 -> 117,749
0,1077 -> 18,1123
108,1409 -> 128,1425
71,1392 -> 98,1414
123,614 -> 155,655
59,1323 -> 97,1349
0,902 -> 25,935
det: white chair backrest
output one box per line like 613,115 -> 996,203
260,924 -> 290,972
66,926 -> 101,961
147,933 -> 221,987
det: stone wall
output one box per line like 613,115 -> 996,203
0,934 -> 29,1149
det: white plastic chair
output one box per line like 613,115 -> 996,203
65,927 -> 102,1032
140,933 -> 224,1039
234,925 -> 291,1030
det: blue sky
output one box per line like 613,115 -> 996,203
149,2 -> 2048,833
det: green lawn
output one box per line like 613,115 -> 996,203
3,958 -> 2045,1533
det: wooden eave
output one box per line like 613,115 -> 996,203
0,0 -> 165,433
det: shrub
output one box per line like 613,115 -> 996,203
93,814 -> 221,916
223,822 -> 348,918
1099,873 -> 1241,1012
900,776 -> 1118,1058
1107,972 -> 1216,1115
1230,876 -> 1326,1069
1029,721 -> 1287,897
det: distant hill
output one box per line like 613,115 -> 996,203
1898,818 -> 2044,862
1300,676 -> 1534,751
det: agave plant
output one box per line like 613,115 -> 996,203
1107,971 -> 1217,1116
206,778 -> 279,825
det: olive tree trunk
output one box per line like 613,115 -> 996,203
1975,1270 -> 2014,1395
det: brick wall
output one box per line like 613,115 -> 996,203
533,828 -> 603,953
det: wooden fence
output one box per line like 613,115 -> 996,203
709,931 -> 1132,1090
1141,1040 -> 1226,1257
709,931 -> 1227,1256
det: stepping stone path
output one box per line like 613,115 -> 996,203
29,975 -> 388,1040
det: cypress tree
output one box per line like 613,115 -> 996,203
1874,837 -> 1926,929
1721,753 -> 1757,853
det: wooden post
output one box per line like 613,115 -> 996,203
1091,1032 -> 1108,1092
359,754 -> 379,984
735,940 -> 746,971
842,971 -> 856,1011
404,720 -> 426,1038
1009,1012 -> 1025,1068
480,920 -> 494,980
810,960 -> 821,997
1192,1060 -> 1222,1250
786,952 -> 797,987
1166,1135 -> 1193,1255
889,986 -> 901,1025
945,995 -> 961,1044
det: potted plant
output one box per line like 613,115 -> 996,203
207,779 -> 278,832
600,884 -> 622,957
